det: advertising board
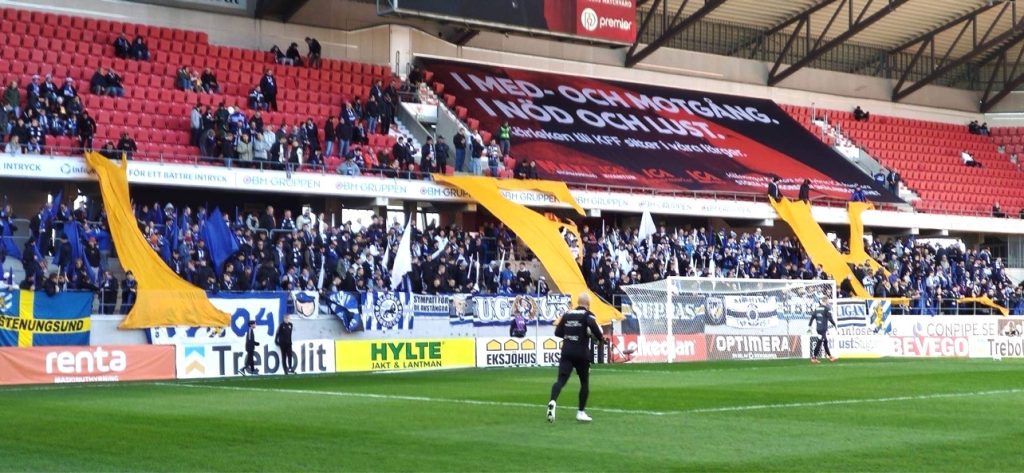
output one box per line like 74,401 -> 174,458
336,338 -> 476,372
0,345 -> 175,385
176,339 -> 335,379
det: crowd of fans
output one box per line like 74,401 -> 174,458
1,74 -> 97,154
3,197 -> 1023,315
575,222 -> 1022,314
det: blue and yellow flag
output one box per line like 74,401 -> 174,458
0,290 -> 93,347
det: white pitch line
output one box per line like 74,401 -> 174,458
153,382 -> 673,416
683,388 -> 1024,414
152,382 -> 1024,418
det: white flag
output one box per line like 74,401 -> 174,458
390,218 -> 413,290
638,210 -> 657,241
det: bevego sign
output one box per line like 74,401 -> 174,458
0,345 -> 175,385
176,339 -> 335,379
706,335 -> 801,360
889,337 -> 969,357
614,334 -> 706,363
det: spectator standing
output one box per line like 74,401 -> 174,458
798,179 -> 810,203
365,95 -> 380,135
77,111 -> 96,151
767,176 -> 781,201
486,139 -> 502,176
339,103 -> 356,157
497,121 -> 511,156
469,132 -> 484,175
236,133 -> 253,165
4,80 -> 20,118
452,129 -> 466,173
252,127 -> 271,164
380,94 -> 395,135
305,37 -> 322,69
323,116 -> 337,157
260,69 -> 278,112
189,103 -> 203,146
886,170 -> 900,194
435,136 -> 450,173
420,137 -> 436,174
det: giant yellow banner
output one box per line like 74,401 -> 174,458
434,175 -> 622,325
84,152 -> 229,328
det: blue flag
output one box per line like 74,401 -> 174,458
0,289 -> 93,347
328,291 -> 363,332
1,219 -> 20,259
200,208 -> 239,276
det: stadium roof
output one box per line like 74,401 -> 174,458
631,0 -> 1024,109
262,0 -> 1024,110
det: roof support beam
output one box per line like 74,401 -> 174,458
281,0 -> 310,23
978,35 -> 1024,112
766,0 -> 910,86
892,0 -> 1023,102
726,0 -> 841,58
625,0 -> 729,68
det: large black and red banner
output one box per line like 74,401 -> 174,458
421,58 -> 901,203
396,0 -> 637,44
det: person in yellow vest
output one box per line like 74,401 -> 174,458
498,121 -> 511,156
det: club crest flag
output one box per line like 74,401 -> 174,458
0,290 -> 93,347
364,291 -> 414,331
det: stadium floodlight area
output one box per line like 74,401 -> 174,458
620,277 -> 836,362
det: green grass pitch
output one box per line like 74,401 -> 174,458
2,358 -> 1023,472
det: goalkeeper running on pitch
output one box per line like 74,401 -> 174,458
808,294 -> 838,363
547,292 -> 604,423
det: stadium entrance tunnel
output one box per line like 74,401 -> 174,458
433,175 -> 622,325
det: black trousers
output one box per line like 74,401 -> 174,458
812,332 -> 832,358
550,351 -> 591,410
245,348 -> 257,372
280,345 -> 295,373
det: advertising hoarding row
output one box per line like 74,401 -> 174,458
1,313 -> 1020,385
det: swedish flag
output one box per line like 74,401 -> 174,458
0,290 -> 93,347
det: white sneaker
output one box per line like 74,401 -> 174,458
546,401 -> 556,423
576,411 -> 592,423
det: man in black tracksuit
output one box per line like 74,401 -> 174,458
275,315 -> 295,374
242,320 -> 260,375
548,293 -> 603,423
808,296 -> 838,363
